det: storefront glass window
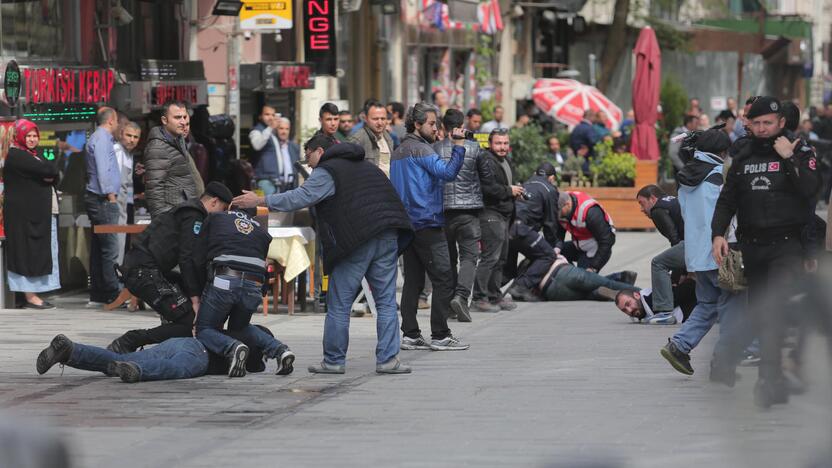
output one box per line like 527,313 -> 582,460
0,0 -> 78,61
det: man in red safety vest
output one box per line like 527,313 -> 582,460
556,191 -> 616,273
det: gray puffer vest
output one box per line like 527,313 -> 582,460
434,138 -> 484,210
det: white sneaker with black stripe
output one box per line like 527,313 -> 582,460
401,335 -> 431,350
429,335 -> 469,351
227,343 -> 249,377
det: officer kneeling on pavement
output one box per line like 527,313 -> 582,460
556,190 -> 616,274
107,182 -> 233,354
504,162 -> 560,302
193,208 -> 295,377
711,96 -> 820,408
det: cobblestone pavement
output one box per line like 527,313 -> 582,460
1,232 -> 830,468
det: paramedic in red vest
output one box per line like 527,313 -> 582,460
556,191 -> 616,273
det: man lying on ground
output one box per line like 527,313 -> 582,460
36,325 -> 287,383
613,279 -> 696,325
510,255 -> 637,302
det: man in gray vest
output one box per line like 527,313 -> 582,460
233,136 -> 414,374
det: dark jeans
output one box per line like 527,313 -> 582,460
112,266 -> 196,351
474,209 -> 508,302
67,338 -> 209,381
542,265 -> 637,301
444,210 -> 481,300
740,237 -> 803,382
401,228 -> 453,340
195,275 -> 287,358
508,221 -> 555,290
85,192 -> 121,302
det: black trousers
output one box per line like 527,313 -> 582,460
474,209 -> 509,302
507,221 -> 555,290
112,266 -> 196,351
401,228 -> 453,340
740,237 -> 803,382
444,210 -> 482,300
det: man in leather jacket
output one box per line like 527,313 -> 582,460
711,96 -> 820,408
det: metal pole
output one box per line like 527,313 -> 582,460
228,19 -> 241,158
589,53 -> 596,87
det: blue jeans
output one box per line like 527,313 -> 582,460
195,276 -> 287,358
543,266 -> 637,301
671,270 -> 744,354
85,193 -> 121,302
325,229 -> 400,365
67,338 -> 209,381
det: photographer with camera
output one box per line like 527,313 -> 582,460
711,97 -> 820,408
435,109 -> 496,321
503,162 -> 560,302
472,129 -> 526,312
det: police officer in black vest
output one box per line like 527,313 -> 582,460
504,162 -> 559,301
107,182 -> 233,354
193,209 -> 296,377
711,96 -> 820,408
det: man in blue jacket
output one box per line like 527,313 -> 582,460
660,129 -> 744,376
391,102 -> 469,351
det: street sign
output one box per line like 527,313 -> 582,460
304,0 -> 336,75
240,0 -> 293,30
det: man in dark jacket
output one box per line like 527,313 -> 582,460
435,109 -> 494,322
390,102 -> 468,351
106,182 -> 232,353
145,100 -> 205,218
473,129 -> 525,311
569,109 -> 600,159
711,97 -> 820,407
557,191 -> 616,272
636,184 -> 687,319
248,105 -> 300,195
233,137 -> 415,374
504,162 -> 559,302
349,99 -> 395,176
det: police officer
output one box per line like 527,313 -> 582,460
557,190 -> 616,273
711,96 -> 820,408
193,209 -> 296,377
107,182 -> 233,353
504,162 -> 559,301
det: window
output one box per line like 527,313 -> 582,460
0,0 -> 79,62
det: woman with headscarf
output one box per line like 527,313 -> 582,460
3,119 -> 61,309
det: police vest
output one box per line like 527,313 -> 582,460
204,211 -> 272,275
561,191 -> 614,241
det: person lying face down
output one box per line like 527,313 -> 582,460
614,278 -> 697,326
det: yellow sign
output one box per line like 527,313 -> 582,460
240,0 -> 293,30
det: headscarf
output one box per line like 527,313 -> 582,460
13,119 -> 39,156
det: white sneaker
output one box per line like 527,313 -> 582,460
401,335 -> 431,350
429,335 -> 470,351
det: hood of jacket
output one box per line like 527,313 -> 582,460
677,151 -> 723,187
320,142 -> 366,163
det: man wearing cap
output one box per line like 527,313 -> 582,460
504,162 -> 560,301
711,96 -> 820,408
107,182 -> 233,353
659,129 -> 747,379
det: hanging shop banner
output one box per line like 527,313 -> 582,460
140,60 -> 205,81
241,0 -> 293,30
263,63 -> 314,90
4,60 -> 21,107
22,68 -> 114,105
303,0 -> 336,75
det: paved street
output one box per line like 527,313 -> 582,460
1,232 -> 830,468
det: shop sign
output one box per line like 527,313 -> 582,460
22,68 -> 114,105
303,0 -> 336,75
240,0 -> 292,30
4,60 -> 21,107
151,81 -> 207,107
140,60 -> 205,82
263,63 -> 314,90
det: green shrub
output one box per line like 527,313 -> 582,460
590,139 -> 636,187
509,123 -> 548,182
660,77 -> 688,132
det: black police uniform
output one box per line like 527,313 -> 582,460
108,198 -> 209,353
711,101 -> 820,403
505,174 -> 559,295
650,195 -> 684,246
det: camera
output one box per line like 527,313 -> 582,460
678,123 -> 726,164
463,130 -> 476,141
520,191 -> 532,201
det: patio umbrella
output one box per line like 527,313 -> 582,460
532,78 -> 623,130
630,26 -> 661,161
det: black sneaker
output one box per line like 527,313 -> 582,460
660,339 -> 694,375
619,271 -> 638,285
108,361 -> 141,383
507,285 -> 540,302
227,343 -> 249,378
107,333 -> 139,354
754,378 -> 789,409
23,300 -> 56,310
450,296 -> 472,322
275,349 -> 295,376
709,361 -> 738,387
36,334 -> 74,374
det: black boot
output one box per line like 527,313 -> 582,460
754,378 -> 789,409
709,361 -> 738,387
107,330 -> 143,354
36,334 -> 74,374
507,284 -> 540,302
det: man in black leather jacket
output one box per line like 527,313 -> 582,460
435,109 -> 496,321
636,184 -> 687,318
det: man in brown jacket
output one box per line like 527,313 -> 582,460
349,99 -> 395,177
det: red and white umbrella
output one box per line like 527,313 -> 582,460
532,79 -> 623,130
